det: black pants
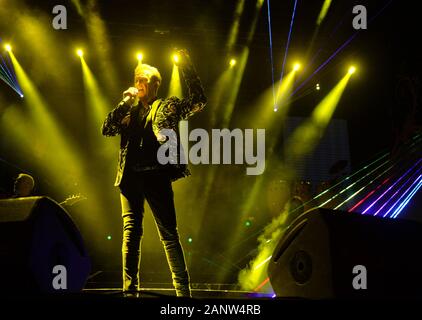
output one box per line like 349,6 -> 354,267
119,170 -> 190,297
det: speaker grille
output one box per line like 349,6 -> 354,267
290,250 -> 312,284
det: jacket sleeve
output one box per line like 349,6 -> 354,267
167,52 -> 207,121
152,52 -> 207,139
101,102 -> 131,136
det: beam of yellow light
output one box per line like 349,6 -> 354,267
246,81 -> 284,129
221,0 -> 264,128
305,0 -> 332,64
4,44 -> 12,51
348,66 -> 356,74
209,67 -> 236,128
317,0 -> 332,25
192,66 -> 237,236
241,176 -> 266,219
226,0 -> 246,54
273,64 -> 301,114
80,56 -> 117,161
312,73 -> 351,125
275,70 -> 296,111
230,59 -> 237,67
286,72 -> 351,159
215,174 -> 266,284
78,57 -> 119,241
80,56 -> 110,127
71,0 -> 85,17
84,8 -> 119,94
8,51 -> 83,179
167,64 -> 182,98
222,47 -> 249,127
249,0 -> 265,44
77,49 -> 84,57
0,106 -> 39,162
239,70 -> 298,174
16,14 -> 68,85
268,71 -> 299,157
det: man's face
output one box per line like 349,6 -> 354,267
134,75 -> 150,101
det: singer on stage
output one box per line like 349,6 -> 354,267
101,49 -> 206,297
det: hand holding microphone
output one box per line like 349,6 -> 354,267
121,87 -> 139,106
119,87 -> 138,126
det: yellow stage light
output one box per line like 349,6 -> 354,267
76,49 -> 83,57
173,54 -> 180,64
136,52 -> 143,61
348,66 -> 356,74
168,64 -> 182,98
293,63 -> 301,71
230,59 -> 237,67
5,44 -> 12,52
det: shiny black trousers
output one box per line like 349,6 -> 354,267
119,170 -> 190,297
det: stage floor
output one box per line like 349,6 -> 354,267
83,286 -> 273,299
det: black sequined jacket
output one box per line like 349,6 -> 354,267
101,56 -> 207,186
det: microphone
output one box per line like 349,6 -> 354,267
120,88 -> 138,106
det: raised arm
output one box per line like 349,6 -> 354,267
175,49 -> 207,119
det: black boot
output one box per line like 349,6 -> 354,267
122,226 -> 142,292
163,239 -> 191,297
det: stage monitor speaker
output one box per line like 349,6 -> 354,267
0,196 -> 91,293
268,207 -> 422,299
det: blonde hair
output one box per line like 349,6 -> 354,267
134,63 -> 162,86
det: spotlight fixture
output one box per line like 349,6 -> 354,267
76,49 -> 83,57
230,59 -> 237,67
4,44 -> 12,52
136,52 -> 143,61
293,63 -> 301,71
348,66 -> 356,74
